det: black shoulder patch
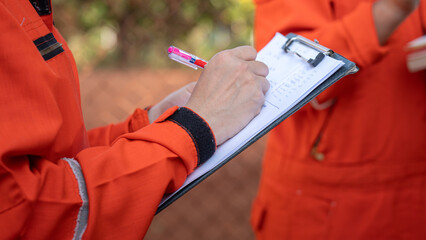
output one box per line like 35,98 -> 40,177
33,33 -> 64,61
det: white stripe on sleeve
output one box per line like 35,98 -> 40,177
63,158 -> 89,240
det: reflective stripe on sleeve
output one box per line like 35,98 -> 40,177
63,158 -> 89,240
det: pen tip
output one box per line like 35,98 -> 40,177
168,46 -> 173,54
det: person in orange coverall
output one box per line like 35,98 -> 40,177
0,0 -> 270,239
251,0 -> 426,239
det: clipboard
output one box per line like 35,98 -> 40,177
157,33 -> 358,214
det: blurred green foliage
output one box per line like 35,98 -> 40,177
53,0 -> 254,70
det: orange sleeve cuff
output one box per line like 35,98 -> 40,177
163,107 -> 216,165
128,108 -> 151,133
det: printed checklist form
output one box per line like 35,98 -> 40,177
158,32 -> 357,212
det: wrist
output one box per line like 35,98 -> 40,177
386,0 -> 419,15
373,0 -> 413,45
166,107 -> 216,165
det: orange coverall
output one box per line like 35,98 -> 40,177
251,0 -> 426,239
0,0 -> 216,239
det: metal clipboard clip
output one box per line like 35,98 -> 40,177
282,35 -> 335,67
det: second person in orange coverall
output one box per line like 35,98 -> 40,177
251,0 -> 426,239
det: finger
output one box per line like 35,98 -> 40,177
230,46 -> 257,61
248,60 -> 269,77
258,76 -> 270,94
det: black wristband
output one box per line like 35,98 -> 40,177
166,107 -> 216,166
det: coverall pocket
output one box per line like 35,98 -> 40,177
309,106 -> 335,163
252,190 -> 336,240
286,193 -> 335,240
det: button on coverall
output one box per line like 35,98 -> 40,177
0,0 -> 216,239
251,0 -> 426,239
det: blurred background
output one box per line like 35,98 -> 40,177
53,0 -> 255,70
53,0 -> 266,239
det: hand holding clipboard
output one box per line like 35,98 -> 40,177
158,33 -> 358,213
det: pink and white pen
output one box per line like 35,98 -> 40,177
167,46 -> 208,70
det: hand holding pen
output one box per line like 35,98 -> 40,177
169,46 -> 270,145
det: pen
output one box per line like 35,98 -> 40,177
168,46 -> 208,70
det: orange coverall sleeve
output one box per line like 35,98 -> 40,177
254,0 -> 398,102
0,106 -> 207,239
86,108 -> 151,147
78,109 -> 208,239
255,0 -> 388,67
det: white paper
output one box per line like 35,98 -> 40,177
160,33 -> 344,207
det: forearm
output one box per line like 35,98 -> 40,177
87,108 -> 150,147
81,106 -> 216,238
